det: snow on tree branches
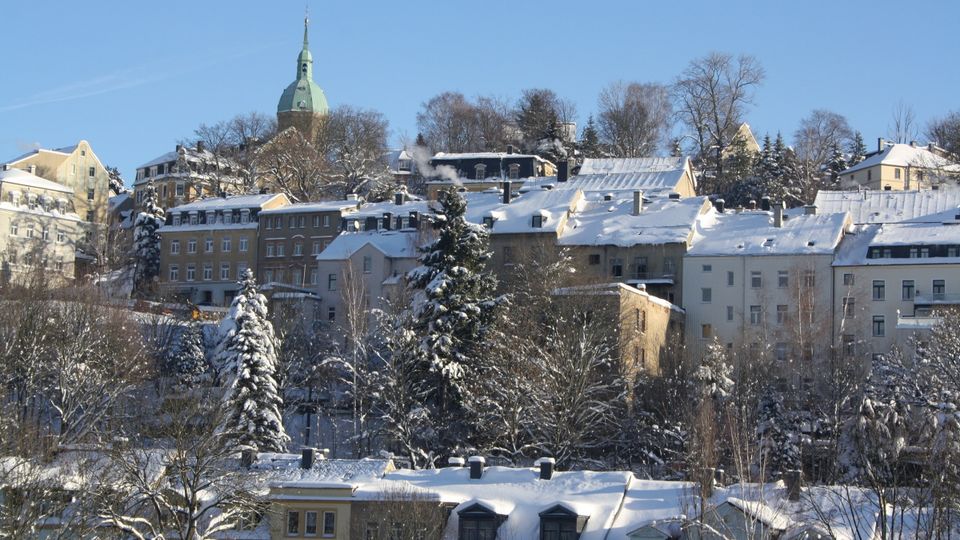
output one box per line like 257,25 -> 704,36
132,181 -> 164,295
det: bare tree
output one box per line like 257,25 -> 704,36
673,52 -> 765,195
926,111 -> 960,157
353,485 -> 448,539
416,92 -> 516,153
315,105 -> 392,198
889,100 -> 918,144
597,81 -> 673,157
254,128 -> 327,202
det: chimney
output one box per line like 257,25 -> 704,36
506,144 -> 514,155
382,212 -> 392,231
748,199 -> 757,210
929,142 -> 936,152
557,159 -> 570,182
196,140 -> 205,153
301,448 -> 316,469
448,456 -> 466,468
633,190 -> 643,216
760,196 -> 771,212
394,192 -> 404,205
669,192 -> 681,200
537,457 -> 556,480
240,449 -> 256,469
910,140 -> 917,148
774,204 -> 784,228
27,164 -> 36,175
884,185 -> 892,191
878,137 -> 885,152
714,198 -> 725,213
502,181 -> 512,204
784,469 -> 803,501
259,187 -> 269,195
1,164 -> 8,172
804,205 -> 818,215
409,211 -> 419,229
468,456 -> 485,479
176,143 -> 183,153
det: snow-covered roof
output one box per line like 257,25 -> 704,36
559,193 -> 710,247
578,157 -> 686,175
261,455 -> 394,487
138,146 -> 237,170
350,199 -> 433,219
552,282 -> 685,314
841,143 -> 956,175
463,188 -> 582,235
259,200 -> 360,215
563,171 -> 688,194
813,188 -> 960,224
687,210 -> 850,257
169,193 -> 286,212
316,230 -> 420,261
834,222 -> 960,266
0,167 -> 74,193
432,151 -> 553,164
3,145 -> 72,166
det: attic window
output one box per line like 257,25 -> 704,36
807,241 -> 815,247
532,214 -> 544,228
482,216 -> 494,228
763,238 -> 775,247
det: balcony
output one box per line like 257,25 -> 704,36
626,273 -> 675,286
914,293 -> 960,305
896,314 -> 940,330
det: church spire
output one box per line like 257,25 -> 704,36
303,13 -> 309,50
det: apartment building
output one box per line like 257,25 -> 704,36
425,148 -> 557,199
0,165 -> 83,285
159,193 -> 289,306
571,156 -> 698,198
839,139 -> 958,191
257,200 -> 360,288
814,187 -> 960,225
683,205 -> 851,361
133,143 -> 245,211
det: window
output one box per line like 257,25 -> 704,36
322,511 -> 335,537
264,269 -> 274,282
86,210 -> 94,221
304,511 -> 318,536
25,226 -> 34,239
310,269 -> 319,285
803,270 -> 816,288
287,511 -> 300,535
222,237 -> 231,252
328,274 -> 337,291
636,309 -> 646,332
274,216 -> 283,229
933,279 -> 946,297
172,214 -> 181,226
843,334 -> 856,357
474,163 -> 486,179
872,280 -> 885,301
664,257 -> 676,276
588,254 -> 600,265
266,243 -> 275,257
277,243 -> 285,257
633,256 -> 648,278
204,237 -> 213,252
843,297 -> 856,318
56,230 -> 65,243
776,304 -> 788,324
221,263 -> 230,281
293,242 -> 303,256
531,214 -> 544,228
508,163 -> 520,179
778,270 -> 788,288
921,247 -> 930,258
87,188 -> 95,201
187,239 -> 197,253
843,273 -> 854,286
186,264 -> 196,282
297,216 -> 305,229
727,271 -> 734,286
203,264 -> 212,281
176,183 -> 184,197
41,227 -> 49,241
750,305 -> 762,325
170,240 -> 180,255
775,342 -> 788,361
312,241 -> 321,255
237,263 -> 248,280
611,258 -> 623,277
169,265 -> 179,281
751,271 -> 762,288
8,223 -> 16,236
701,324 -> 712,339
701,287 -> 712,303
88,166 -> 95,177
328,306 -> 336,321
363,255 -> 372,273
503,246 -> 515,264
322,215 -> 330,228
289,217 -> 296,228
902,280 -> 915,300
727,305 -> 734,321
702,264 -> 712,273
873,315 -> 885,337
239,237 -> 249,252
895,168 -> 901,180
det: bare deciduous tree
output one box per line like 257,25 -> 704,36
889,100 -> 918,144
597,81 -> 672,157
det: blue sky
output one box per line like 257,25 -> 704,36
2,0 -> 958,185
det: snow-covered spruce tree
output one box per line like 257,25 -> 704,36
694,339 -> 735,402
848,130 -> 867,166
132,181 -> 165,296
756,387 -> 801,476
578,115 -> 604,160
407,188 -> 503,449
826,141 -> 849,188
173,320 -> 209,390
215,269 -> 288,452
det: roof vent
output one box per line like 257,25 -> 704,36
301,448 -> 316,469
807,241 -> 816,247
748,199 -> 757,210
1,164 -> 8,172
804,205 -> 818,215
760,196 -> 771,211
603,193 -> 614,202
668,192 -> 681,200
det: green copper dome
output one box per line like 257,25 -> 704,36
277,17 -> 329,115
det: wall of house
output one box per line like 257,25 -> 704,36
617,287 -> 684,381
269,487 -> 353,539
12,141 -> 110,227
159,225 -> 259,305
564,243 -> 687,305
258,209 -> 345,287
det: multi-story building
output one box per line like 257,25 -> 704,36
683,204 -> 851,361
839,139 -> 958,191
133,143 -> 244,211
571,156 -> 698,198
257,200 -> 360,288
0,165 -> 83,285
159,193 -> 289,306
814,187 -> 960,225
2,140 -> 111,229
425,148 -> 556,199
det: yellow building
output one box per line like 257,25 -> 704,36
0,165 -> 83,286
159,193 -> 289,306
841,139 -> 959,191
3,140 -> 111,247
134,143 -> 245,211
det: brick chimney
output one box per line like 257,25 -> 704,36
468,456 -> 485,479
536,457 -> 556,480
502,181 -> 512,204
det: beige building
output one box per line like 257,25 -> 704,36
840,139 -> 958,191
572,156 -> 698,198
257,200 -> 360,288
159,193 -> 289,306
134,143 -> 245,211
0,165 -> 83,286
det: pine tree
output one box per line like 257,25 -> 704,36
407,188 -> 503,448
578,116 -> 603,160
173,319 -> 209,390
827,141 -> 849,188
848,131 -> 867,166
694,340 -> 735,402
756,387 -> 801,475
132,181 -> 165,296
216,269 -> 288,452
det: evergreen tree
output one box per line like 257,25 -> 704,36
407,188 -> 503,448
848,131 -> 867,166
827,141 -> 849,188
694,340 -> 735,402
578,116 -> 603,160
173,319 -> 209,390
132,182 -> 165,296
216,269 -> 288,452
756,387 -> 801,475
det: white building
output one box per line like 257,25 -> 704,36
683,205 -> 851,361
814,188 -> 960,225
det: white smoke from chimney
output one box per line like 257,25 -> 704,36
410,145 -> 461,184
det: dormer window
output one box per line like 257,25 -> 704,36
540,504 -> 588,540
508,163 -> 520,180
458,503 -> 505,540
532,214 -> 544,228
224,212 -> 233,225
482,216 -> 494,228
475,164 -> 487,180
240,209 -> 250,224
173,214 -> 181,226
189,212 -> 198,225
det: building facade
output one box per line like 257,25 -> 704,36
133,144 -> 245,211
839,139 -> 958,191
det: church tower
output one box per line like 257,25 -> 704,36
276,16 -> 329,139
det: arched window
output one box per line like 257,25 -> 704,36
508,163 -> 520,179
